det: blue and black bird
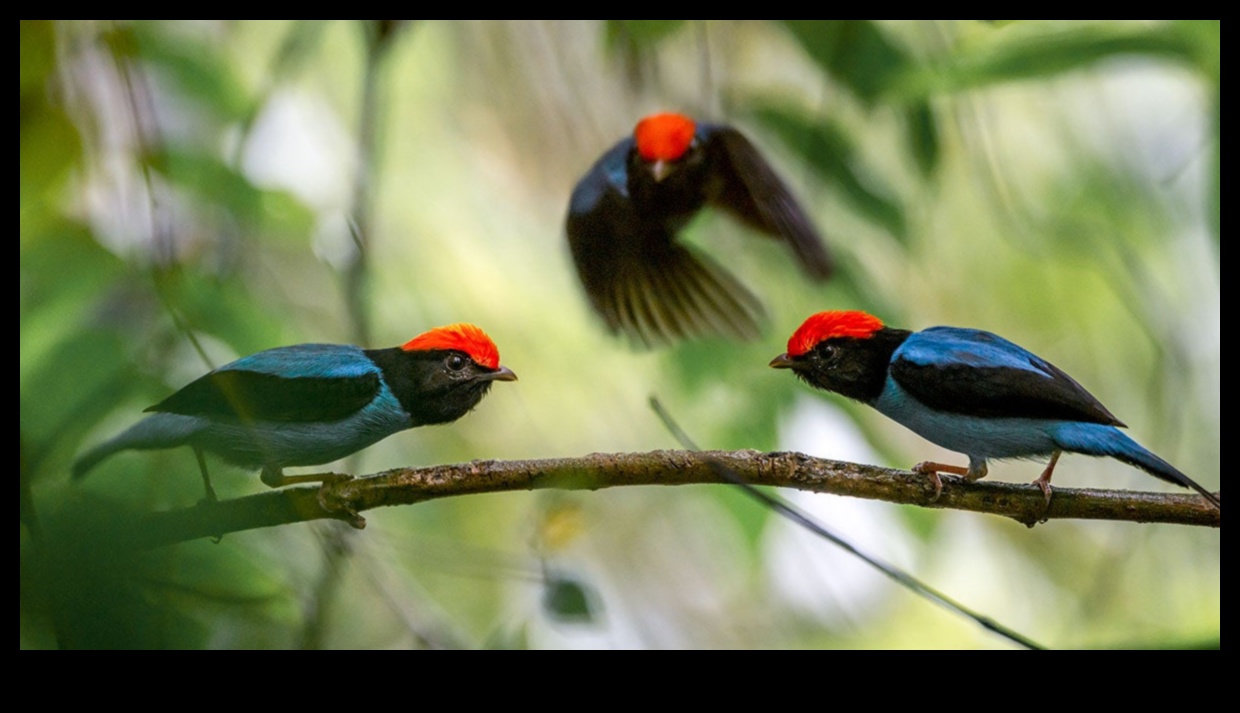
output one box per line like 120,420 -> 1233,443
73,323 -> 516,497
566,112 -> 833,345
770,310 -> 1219,509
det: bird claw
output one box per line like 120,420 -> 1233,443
1034,479 -> 1053,522
261,467 -> 284,489
194,448 -> 219,503
190,496 -> 226,542
1031,451 -> 1059,522
912,462 -> 944,502
316,475 -> 365,529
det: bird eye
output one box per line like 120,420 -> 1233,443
445,354 -> 468,372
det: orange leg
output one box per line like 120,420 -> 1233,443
912,460 -> 987,501
913,462 -> 958,501
261,467 -> 350,488
193,446 -> 218,503
1032,450 -> 1061,512
193,447 -> 224,543
260,467 -> 362,528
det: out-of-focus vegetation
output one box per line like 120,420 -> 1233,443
21,20 -> 1219,649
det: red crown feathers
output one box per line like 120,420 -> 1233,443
402,323 -> 500,370
634,112 -> 696,162
787,311 -> 884,357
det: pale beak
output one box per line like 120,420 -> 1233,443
649,159 -> 673,183
768,353 -> 796,369
482,365 -> 518,382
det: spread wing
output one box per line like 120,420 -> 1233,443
889,327 -> 1124,425
147,344 -> 381,423
702,125 -> 834,280
566,138 -> 763,345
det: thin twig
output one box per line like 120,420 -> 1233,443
650,396 -> 1044,650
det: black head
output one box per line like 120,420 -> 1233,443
770,311 -> 910,404
372,324 -> 518,429
366,342 -> 516,428
626,112 -> 709,218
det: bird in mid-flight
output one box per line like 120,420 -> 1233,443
566,112 -> 833,346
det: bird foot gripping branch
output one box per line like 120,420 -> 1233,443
1032,451 -> 1060,509
911,461 -> 981,502
313,475 -> 366,529
265,469 -> 365,528
261,467 -> 355,489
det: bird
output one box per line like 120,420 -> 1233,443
72,323 -> 517,499
566,111 -> 833,346
769,310 -> 1220,510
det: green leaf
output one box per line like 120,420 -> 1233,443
158,269 -> 298,357
605,20 -> 687,51
906,21 -> 1199,96
20,22 -> 82,210
20,327 -> 148,476
33,500 -> 293,649
123,21 -> 254,122
782,20 -> 912,105
20,220 -> 119,316
152,148 -> 315,237
1172,20 -> 1219,78
904,100 -> 940,178
19,20 -> 56,97
542,571 -> 599,623
20,105 -> 81,208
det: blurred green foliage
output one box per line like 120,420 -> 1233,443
20,20 -> 1219,649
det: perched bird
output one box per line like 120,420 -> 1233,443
770,310 -> 1220,509
566,112 -> 833,345
73,323 -> 517,498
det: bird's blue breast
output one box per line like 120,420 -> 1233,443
873,380 -> 1063,458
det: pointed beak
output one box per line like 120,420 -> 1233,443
768,353 -> 796,369
482,365 -> 518,382
649,159 -> 673,183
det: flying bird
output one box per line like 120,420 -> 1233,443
770,310 -> 1219,509
73,323 -> 517,498
566,112 -> 833,345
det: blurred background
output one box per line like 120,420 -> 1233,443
20,20 -> 1219,649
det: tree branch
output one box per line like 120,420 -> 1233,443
114,450 -> 1220,548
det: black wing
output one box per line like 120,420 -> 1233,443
148,368 -> 381,423
566,139 -> 764,345
703,125 -> 834,280
889,327 -> 1123,425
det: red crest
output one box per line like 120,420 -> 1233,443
634,112 -> 696,162
787,311 -> 884,356
402,323 -> 500,370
